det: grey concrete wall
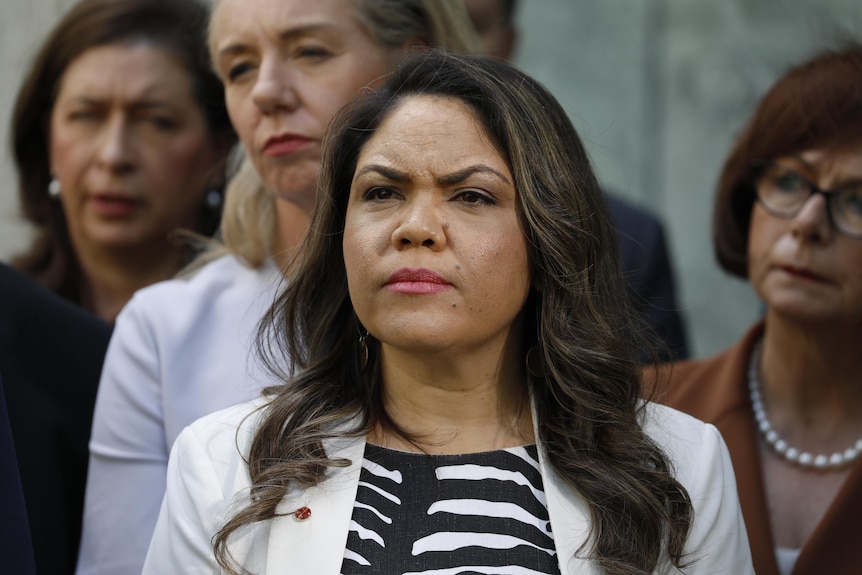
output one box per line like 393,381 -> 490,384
0,0 -> 79,267
511,0 -> 861,357
1,0 -> 860,358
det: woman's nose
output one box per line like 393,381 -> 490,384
94,115 -> 134,173
391,197 -> 447,250
791,193 -> 833,243
251,57 -> 299,115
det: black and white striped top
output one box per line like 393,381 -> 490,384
340,443 -> 560,575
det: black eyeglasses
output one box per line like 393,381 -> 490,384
751,161 -> 862,239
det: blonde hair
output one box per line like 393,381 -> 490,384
219,157 -> 274,268
200,0 -> 477,272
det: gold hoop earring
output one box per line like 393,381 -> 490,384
359,331 -> 369,370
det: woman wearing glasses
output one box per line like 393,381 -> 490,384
653,45 -> 862,575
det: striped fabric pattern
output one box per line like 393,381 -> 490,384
341,443 -> 560,575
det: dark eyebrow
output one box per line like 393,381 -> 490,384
217,24 -> 336,59
354,164 -> 511,186
788,154 -> 814,172
784,156 -> 862,189
437,165 -> 511,187
63,96 -> 181,114
354,164 -> 410,183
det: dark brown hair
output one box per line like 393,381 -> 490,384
214,51 -> 692,575
714,43 -> 862,278
11,0 -> 234,302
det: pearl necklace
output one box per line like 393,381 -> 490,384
748,339 -> 862,470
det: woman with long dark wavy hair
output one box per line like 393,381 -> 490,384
144,52 -> 753,575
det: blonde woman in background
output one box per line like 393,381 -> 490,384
77,2 -> 476,574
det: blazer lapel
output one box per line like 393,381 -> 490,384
260,408 -> 599,574
792,457 -> 862,573
265,435 -> 365,574
539,456 -> 600,575
532,401 -> 599,575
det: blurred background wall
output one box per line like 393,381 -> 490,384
1,0 -> 860,357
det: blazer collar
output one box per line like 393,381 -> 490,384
265,433 -> 365,574
529,395 -> 597,575
535,441 -> 599,574
263,409 -> 595,575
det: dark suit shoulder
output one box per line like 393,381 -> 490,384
603,192 -> 690,360
0,263 -> 111,341
605,191 -> 664,242
0,375 -> 36,575
0,263 -> 112,575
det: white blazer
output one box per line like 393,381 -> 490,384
77,255 -> 284,575
143,398 -> 754,574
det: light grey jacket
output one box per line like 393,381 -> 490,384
143,397 -> 754,574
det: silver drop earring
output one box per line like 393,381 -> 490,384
204,189 -> 222,210
48,178 -> 61,198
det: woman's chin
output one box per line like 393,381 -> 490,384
79,224 -> 166,254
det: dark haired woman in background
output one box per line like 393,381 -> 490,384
655,44 -> 862,575
144,52 -> 752,575
10,0 -> 235,322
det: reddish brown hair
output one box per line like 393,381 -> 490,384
714,43 -> 862,278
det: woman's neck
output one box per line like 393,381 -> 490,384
272,197 -> 311,272
76,243 -> 184,322
370,344 -> 533,455
758,311 -> 862,444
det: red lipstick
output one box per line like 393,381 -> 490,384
263,134 -> 313,157
385,268 -> 453,295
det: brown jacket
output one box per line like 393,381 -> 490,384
649,322 -> 862,574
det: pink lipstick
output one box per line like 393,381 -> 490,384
89,194 -> 139,218
385,268 -> 453,295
